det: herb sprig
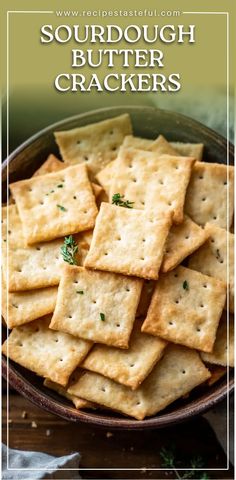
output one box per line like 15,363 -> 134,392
100,312 -> 105,321
160,445 -> 209,480
57,204 -> 67,212
183,280 -> 189,291
60,235 -> 78,265
112,193 -> 134,209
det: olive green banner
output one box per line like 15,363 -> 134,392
0,0 -> 235,153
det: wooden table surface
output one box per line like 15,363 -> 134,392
2,388 -> 234,480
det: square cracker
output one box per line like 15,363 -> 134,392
161,215 -> 210,273
2,316 -> 92,386
109,149 -> 195,223
96,135 -> 178,196
201,312 -> 234,367
10,164 -> 98,244
33,154 -> 103,199
84,203 -> 172,280
170,142 -> 204,161
54,114 -> 132,179
81,320 -> 167,389
44,377 -> 95,409
185,161 -> 234,230
188,223 -> 234,313
68,344 -> 210,420
2,274 -> 57,329
142,265 -> 226,353
49,265 -> 143,348
2,207 -> 64,291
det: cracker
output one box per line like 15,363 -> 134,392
141,265 -> 226,353
188,223 -> 234,313
10,164 -> 98,244
82,320 -> 167,389
148,135 -> 178,155
33,154 -> 103,199
84,203 -> 172,280
69,345 -> 210,420
33,155 -> 65,176
49,265 -> 142,348
54,114 -> 132,179
109,149 -> 195,223
96,135 -> 178,196
44,377 -> 95,409
162,215 -> 210,273
201,313 -> 234,367
2,274 -> 57,329
170,142 -> 204,161
2,316 -> 92,386
5,241 -> 65,292
185,161 -> 234,229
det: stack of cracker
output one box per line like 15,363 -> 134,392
2,113 -> 234,420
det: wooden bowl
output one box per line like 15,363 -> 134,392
2,106 -> 234,430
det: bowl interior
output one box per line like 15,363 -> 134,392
2,105 -> 234,429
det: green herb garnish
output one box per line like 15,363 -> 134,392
60,235 -> 78,265
112,193 -> 134,209
183,280 -> 189,291
57,184 -> 63,188
100,312 -> 105,321
57,204 -> 67,212
160,445 -> 209,479
76,290 -> 84,295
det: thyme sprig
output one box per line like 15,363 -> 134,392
57,204 -> 67,212
160,446 -> 209,480
112,193 -> 134,209
60,235 -> 78,265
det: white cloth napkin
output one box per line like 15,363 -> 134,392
2,444 -> 81,479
